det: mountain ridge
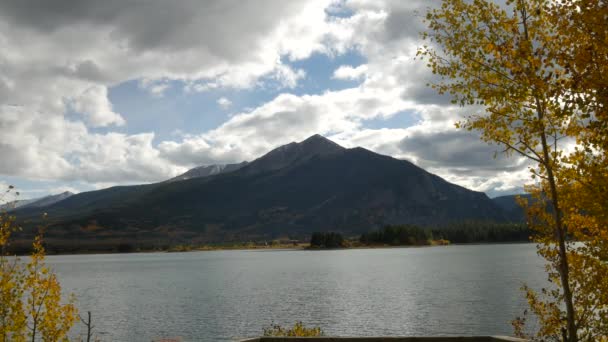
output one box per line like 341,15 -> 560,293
14,135 -> 521,244
1,191 -> 74,212
166,161 -> 248,183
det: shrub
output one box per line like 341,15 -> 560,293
263,322 -> 323,337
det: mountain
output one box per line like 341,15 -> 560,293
492,194 -> 533,221
22,191 -> 74,209
166,162 -> 248,182
164,133 -> 340,183
1,198 -> 37,211
240,134 -> 344,174
1,191 -> 74,212
14,135 -> 514,248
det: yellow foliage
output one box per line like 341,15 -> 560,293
263,322 -> 323,337
420,0 -> 608,341
0,191 -> 77,341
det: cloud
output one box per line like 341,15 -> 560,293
327,126 -> 531,196
271,63 -> 307,89
332,64 -> 368,80
138,78 -> 171,97
0,0 -> 537,198
0,0 -> 338,91
0,0 -> 344,185
0,103 -> 183,184
396,127 -> 532,194
158,83 -> 410,167
149,0 -> 534,196
65,132 -> 184,184
0,1 -> 329,72
0,105 -> 74,179
398,129 -> 526,171
69,85 -> 125,126
217,97 -> 232,110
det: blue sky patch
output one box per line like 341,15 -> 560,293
108,50 -> 368,144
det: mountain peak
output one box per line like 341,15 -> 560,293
301,133 -> 326,142
297,134 -> 344,152
241,134 -> 344,174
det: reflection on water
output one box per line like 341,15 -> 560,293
47,243 -> 546,342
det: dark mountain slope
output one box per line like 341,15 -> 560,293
24,136 -> 509,242
14,184 -> 156,223
492,194 -> 533,222
22,191 -> 74,209
15,135 -> 513,244
1,191 -> 74,212
16,135 -> 345,223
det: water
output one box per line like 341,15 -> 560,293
46,243 -> 547,342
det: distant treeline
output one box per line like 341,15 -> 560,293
360,225 -> 434,246
310,232 -> 345,248
360,222 -> 531,246
432,222 -> 531,243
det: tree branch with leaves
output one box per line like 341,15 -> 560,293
419,0 -> 608,341
0,187 -> 77,342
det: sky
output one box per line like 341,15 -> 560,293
0,0 -> 531,200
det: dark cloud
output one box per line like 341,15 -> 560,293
403,84 -> 454,106
0,79 -> 10,103
0,0 -> 307,59
0,0 -> 122,32
52,60 -> 109,83
72,60 -> 107,82
399,129 -> 528,171
0,143 -> 29,173
383,7 -> 426,41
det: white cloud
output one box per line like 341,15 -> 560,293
0,0 -> 342,185
217,97 -> 232,110
271,63 -> 307,89
152,0 -> 446,171
158,82 -> 411,167
0,105 -> 75,179
332,64 -> 368,80
139,78 -> 171,97
69,85 -> 125,127
0,0 -> 541,197
0,0 -> 336,89
65,132 -> 185,184
146,0 -> 535,196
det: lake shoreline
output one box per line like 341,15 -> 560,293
35,240 -> 536,256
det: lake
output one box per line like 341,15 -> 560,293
46,243 -> 547,342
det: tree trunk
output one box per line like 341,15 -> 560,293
539,122 -> 578,342
520,2 -> 578,337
